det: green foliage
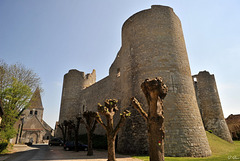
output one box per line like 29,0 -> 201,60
134,132 -> 240,161
0,141 -> 8,153
0,126 -> 17,142
208,130 -> 213,133
0,60 -> 40,143
0,78 -> 32,136
126,112 -> 131,117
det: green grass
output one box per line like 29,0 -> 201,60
134,132 -> 240,161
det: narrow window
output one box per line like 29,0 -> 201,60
117,68 -> 120,77
30,110 -> 33,115
35,111 -> 38,115
193,77 -> 197,82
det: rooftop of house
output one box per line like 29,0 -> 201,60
226,114 -> 240,125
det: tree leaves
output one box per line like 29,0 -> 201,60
0,60 -> 41,143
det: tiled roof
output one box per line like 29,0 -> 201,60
226,114 -> 240,124
226,114 -> 240,133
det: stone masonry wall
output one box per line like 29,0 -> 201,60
193,71 -> 233,143
58,69 -> 96,124
115,5 -> 211,157
58,5 -> 213,157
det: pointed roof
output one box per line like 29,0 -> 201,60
29,88 -> 43,109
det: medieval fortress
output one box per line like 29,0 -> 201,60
57,5 -> 232,157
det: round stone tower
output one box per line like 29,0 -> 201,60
58,69 -> 96,124
193,71 -> 233,143
116,5 -> 211,157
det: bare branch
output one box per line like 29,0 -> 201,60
91,119 -> 98,133
95,112 -> 107,131
81,117 -> 90,131
131,97 -> 148,121
113,110 -> 131,136
97,103 -> 111,116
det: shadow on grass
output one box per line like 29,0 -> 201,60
134,132 -> 240,161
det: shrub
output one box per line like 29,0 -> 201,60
0,141 -> 8,153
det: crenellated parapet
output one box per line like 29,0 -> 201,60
58,69 -> 96,124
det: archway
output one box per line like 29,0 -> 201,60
29,133 -> 38,144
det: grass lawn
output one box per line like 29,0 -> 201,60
134,132 -> 240,161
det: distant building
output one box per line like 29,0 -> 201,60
14,88 -> 53,144
54,121 -> 60,138
0,100 -> 3,125
226,114 -> 240,140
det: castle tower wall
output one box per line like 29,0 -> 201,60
116,5 -> 211,157
193,71 -> 233,143
58,69 -> 96,124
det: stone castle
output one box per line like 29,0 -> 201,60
57,5 -> 232,157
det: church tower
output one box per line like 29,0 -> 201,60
25,87 -> 44,121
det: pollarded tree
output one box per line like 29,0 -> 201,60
131,77 -> 168,161
81,111 -> 98,156
57,120 -> 69,144
95,99 -> 130,161
68,115 -> 82,152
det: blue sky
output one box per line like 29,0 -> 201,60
0,0 -> 239,128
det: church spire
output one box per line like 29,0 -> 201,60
29,87 -> 43,109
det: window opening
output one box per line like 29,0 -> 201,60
117,68 -> 120,77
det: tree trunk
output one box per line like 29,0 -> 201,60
96,99 -> 130,161
107,135 -> 116,161
87,132 -> 93,156
148,116 -> 164,161
74,129 -> 79,152
148,96 -> 164,161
